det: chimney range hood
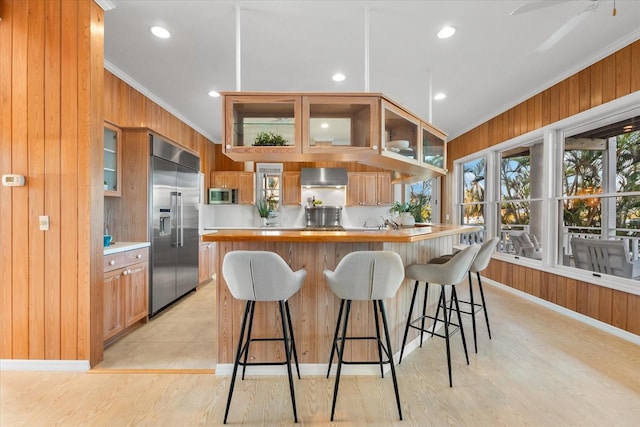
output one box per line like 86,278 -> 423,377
300,167 -> 348,187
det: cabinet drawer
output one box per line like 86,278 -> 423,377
104,253 -> 125,272
124,247 -> 149,264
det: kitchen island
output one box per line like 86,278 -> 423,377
202,225 -> 481,373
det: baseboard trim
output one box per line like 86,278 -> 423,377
0,359 -> 90,372
484,278 -> 640,346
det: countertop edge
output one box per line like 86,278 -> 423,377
104,241 -> 151,255
201,225 -> 481,243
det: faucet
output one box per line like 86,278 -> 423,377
381,216 -> 399,230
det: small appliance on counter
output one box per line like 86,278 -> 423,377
305,205 -> 344,230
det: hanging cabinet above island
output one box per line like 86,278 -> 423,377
221,92 -> 447,183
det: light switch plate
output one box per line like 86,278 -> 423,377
39,215 -> 49,231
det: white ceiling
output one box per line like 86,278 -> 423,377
103,0 -> 640,143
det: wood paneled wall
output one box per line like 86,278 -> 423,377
484,259 -> 640,335
445,40 -> 640,336
103,71 -> 217,189
0,0 -> 105,365
446,40 -> 640,168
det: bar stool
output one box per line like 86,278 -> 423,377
324,251 -> 405,421
222,250 -> 307,424
399,244 -> 480,387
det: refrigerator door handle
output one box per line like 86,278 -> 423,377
171,191 -> 179,247
178,191 -> 184,247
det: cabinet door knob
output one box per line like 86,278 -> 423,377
109,260 -> 116,265
226,144 -> 231,149
372,145 -> 378,150
123,270 -> 128,275
136,254 -> 142,259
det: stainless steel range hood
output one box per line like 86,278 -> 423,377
300,167 -> 348,187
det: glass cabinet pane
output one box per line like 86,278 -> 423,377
231,101 -> 297,148
422,126 -> 445,169
383,103 -> 419,162
103,123 -> 121,196
305,98 -> 375,151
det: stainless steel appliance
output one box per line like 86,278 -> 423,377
300,167 -> 348,187
208,187 -> 238,204
305,206 -> 343,229
150,136 -> 200,315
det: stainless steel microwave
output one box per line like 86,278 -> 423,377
208,188 -> 238,204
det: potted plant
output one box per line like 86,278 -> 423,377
389,201 -> 423,227
256,199 -> 270,226
253,131 -> 288,146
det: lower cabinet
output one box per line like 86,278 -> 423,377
104,247 -> 149,343
199,241 -> 216,284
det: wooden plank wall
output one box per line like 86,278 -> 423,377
484,260 -> 640,335
445,39 -> 640,336
0,0 -> 104,364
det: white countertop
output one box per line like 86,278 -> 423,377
104,241 -> 150,255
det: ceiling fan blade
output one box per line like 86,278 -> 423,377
510,0 -> 572,16
536,11 -> 589,52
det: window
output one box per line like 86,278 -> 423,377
559,115 -> 640,279
256,163 -> 283,223
458,157 -> 487,244
408,177 -> 439,223
497,141 -> 544,260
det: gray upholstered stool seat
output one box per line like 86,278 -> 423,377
222,250 -> 307,424
324,251 -> 405,421
427,237 -> 499,353
399,244 -> 480,387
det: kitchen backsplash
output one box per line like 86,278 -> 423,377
200,204 -> 391,231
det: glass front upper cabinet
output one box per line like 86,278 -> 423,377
223,95 -> 301,159
302,96 -> 379,154
381,100 -> 420,165
103,122 -> 122,197
421,122 -> 446,172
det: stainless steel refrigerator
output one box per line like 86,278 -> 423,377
149,136 -> 200,315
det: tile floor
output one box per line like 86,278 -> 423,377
96,280 -> 217,370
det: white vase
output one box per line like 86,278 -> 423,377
399,212 -> 415,227
260,217 -> 268,227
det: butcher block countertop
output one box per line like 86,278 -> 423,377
201,224 -> 481,243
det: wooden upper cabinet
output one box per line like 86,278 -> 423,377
347,172 -> 391,206
222,94 -> 302,161
421,122 -> 447,173
104,122 -> 122,197
282,171 -> 301,205
302,95 -> 380,155
210,171 -> 255,205
377,172 -> 393,205
220,92 -> 447,183
381,100 -> 420,166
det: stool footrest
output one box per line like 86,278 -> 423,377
407,316 -> 462,339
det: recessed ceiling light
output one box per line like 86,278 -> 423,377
150,26 -> 170,39
332,73 -> 346,82
434,93 -> 446,101
437,26 -> 456,39
321,123 -> 329,129
208,90 -> 220,98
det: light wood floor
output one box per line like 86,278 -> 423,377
97,280 -> 216,370
2,282 -> 640,426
